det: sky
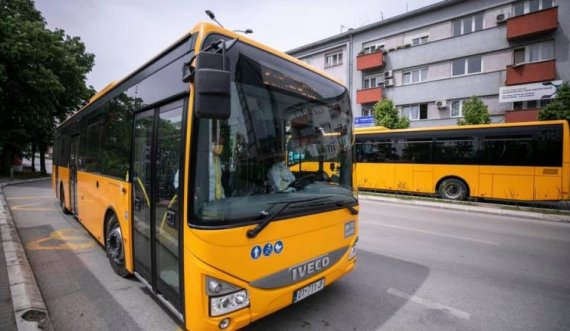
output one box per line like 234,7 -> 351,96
36,0 -> 442,91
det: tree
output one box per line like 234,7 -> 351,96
538,82 -> 570,122
0,0 -> 95,175
457,96 -> 491,125
372,98 -> 410,129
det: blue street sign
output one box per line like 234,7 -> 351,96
274,240 -> 284,254
263,243 -> 273,257
355,116 -> 375,128
251,245 -> 262,260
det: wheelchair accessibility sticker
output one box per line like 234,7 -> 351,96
251,241 -> 284,259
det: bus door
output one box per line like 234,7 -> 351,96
69,135 -> 80,214
132,100 -> 185,318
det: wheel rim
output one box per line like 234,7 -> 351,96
444,183 -> 462,199
107,223 -> 124,262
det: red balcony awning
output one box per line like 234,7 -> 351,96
507,7 -> 558,40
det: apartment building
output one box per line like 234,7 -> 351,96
288,0 -> 569,128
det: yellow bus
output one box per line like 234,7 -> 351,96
355,120 -> 570,201
52,22 -> 358,330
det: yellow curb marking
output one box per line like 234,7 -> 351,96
27,228 -> 97,251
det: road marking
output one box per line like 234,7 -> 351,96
26,228 -> 97,251
365,221 -> 500,246
7,196 -> 52,200
387,288 -> 471,320
11,202 -> 58,211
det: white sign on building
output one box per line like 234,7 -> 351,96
499,80 -> 562,103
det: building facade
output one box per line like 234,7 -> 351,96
288,0 -> 569,128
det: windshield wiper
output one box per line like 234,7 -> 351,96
246,197 -> 329,238
336,200 -> 358,215
308,197 -> 358,215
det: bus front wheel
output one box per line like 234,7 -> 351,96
59,185 -> 70,214
438,178 -> 467,201
106,214 -> 129,277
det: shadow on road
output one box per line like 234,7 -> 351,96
246,249 -> 430,330
19,224 -> 140,330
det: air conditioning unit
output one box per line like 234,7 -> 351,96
496,13 -> 508,24
436,100 -> 447,108
384,78 -> 395,87
384,70 -> 393,79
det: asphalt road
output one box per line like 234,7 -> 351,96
4,180 -> 570,330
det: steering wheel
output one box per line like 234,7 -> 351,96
285,173 -> 316,191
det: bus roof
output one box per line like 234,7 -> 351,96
354,120 -> 569,135
60,22 -> 346,128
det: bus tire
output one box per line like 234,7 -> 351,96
60,184 -> 71,214
106,214 -> 129,277
438,178 -> 468,201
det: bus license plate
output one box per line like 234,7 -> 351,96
293,278 -> 325,303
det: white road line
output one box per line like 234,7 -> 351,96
364,221 -> 500,246
387,288 -> 471,320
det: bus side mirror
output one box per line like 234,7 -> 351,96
194,52 -> 231,120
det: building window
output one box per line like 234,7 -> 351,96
450,100 -> 463,117
452,55 -> 482,76
403,67 -> 428,85
513,41 -> 554,65
361,43 -> 384,54
411,36 -> 429,46
363,76 -> 381,89
452,12 -> 484,37
362,108 -> 373,117
325,52 -> 343,68
402,104 -> 428,120
513,0 -> 553,16
513,99 -> 551,110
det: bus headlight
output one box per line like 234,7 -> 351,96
206,276 -> 249,316
349,237 -> 358,260
210,290 -> 249,316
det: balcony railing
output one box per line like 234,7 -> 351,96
507,7 -> 558,40
505,109 -> 539,123
356,87 -> 383,104
506,59 -> 556,86
356,51 -> 385,71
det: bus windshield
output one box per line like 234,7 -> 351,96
191,39 -> 354,226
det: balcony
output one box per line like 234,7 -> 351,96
506,59 -> 556,85
505,109 -> 539,123
356,87 -> 383,104
507,7 -> 558,40
356,51 -> 385,71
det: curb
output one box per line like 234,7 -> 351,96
359,194 -> 570,223
0,178 -> 53,331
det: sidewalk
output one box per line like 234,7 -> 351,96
360,192 -> 570,223
1,177 -> 18,330
0,178 -> 53,331
0,230 -> 17,330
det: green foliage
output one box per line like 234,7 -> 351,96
372,98 -> 410,129
457,96 -> 491,125
0,0 -> 95,174
538,82 -> 570,121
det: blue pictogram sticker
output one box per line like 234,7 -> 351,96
263,243 -> 273,256
251,245 -> 262,260
274,240 -> 284,254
